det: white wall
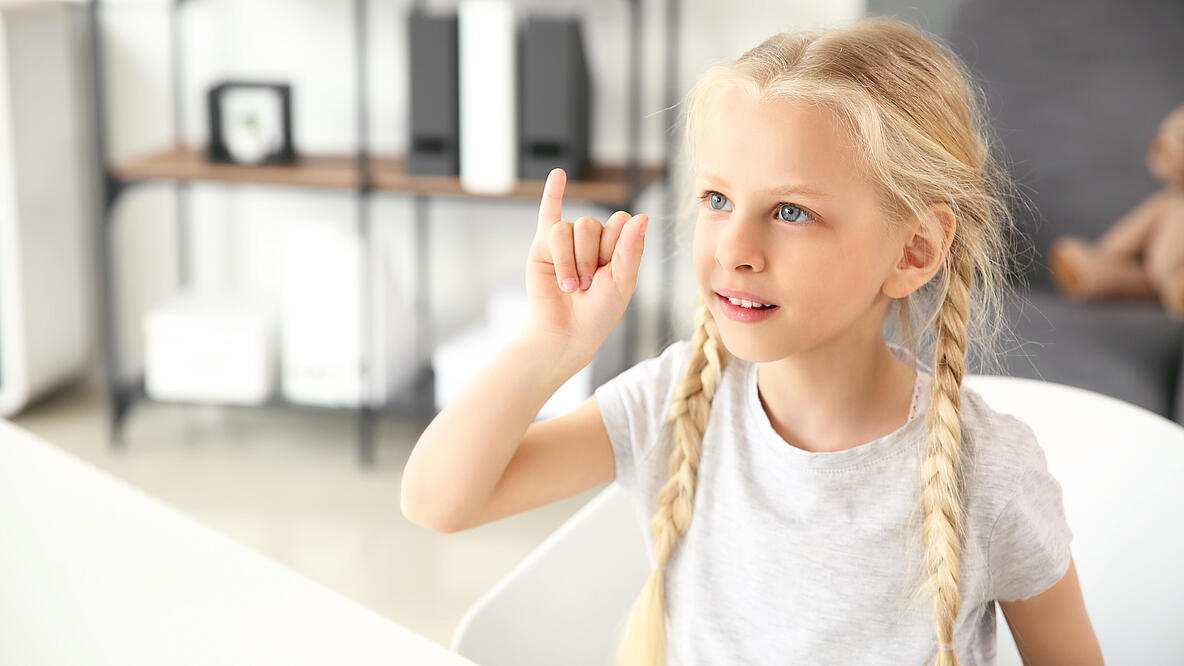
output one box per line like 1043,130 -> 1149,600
80,0 -> 865,387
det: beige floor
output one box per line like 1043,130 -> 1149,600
11,379 -> 609,652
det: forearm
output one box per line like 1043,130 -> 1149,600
400,330 -> 589,531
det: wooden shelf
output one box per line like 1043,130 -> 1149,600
111,145 -> 360,189
110,145 -> 667,206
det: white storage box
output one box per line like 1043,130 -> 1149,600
143,290 -> 278,405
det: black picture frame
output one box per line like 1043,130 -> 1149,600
207,80 -> 296,165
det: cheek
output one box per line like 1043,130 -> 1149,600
793,241 -> 884,309
692,218 -> 722,264
783,257 -> 846,315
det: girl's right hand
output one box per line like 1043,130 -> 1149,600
523,167 -> 649,361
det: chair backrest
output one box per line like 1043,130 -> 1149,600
450,480 -> 650,666
452,375 -> 1184,665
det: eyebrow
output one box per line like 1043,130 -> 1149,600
697,172 -> 834,199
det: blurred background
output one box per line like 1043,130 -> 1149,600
1,0 -> 1181,654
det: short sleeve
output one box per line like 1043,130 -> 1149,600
987,443 -> 1074,602
593,339 -> 689,494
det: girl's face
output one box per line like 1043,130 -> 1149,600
692,90 -> 906,363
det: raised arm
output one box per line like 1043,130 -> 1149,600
400,167 -> 649,533
400,330 -> 589,532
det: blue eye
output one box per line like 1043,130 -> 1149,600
698,190 -> 816,225
777,203 -> 813,224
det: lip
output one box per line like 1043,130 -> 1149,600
717,293 -> 779,323
715,287 -> 777,306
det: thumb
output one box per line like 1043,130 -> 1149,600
610,214 -> 649,292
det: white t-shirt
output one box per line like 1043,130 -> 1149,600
593,339 -> 1073,666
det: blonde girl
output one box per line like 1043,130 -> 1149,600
402,15 -> 1103,666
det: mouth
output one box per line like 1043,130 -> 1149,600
715,292 -> 780,322
714,289 -> 779,309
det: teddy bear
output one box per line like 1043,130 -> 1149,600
1048,103 -> 1184,321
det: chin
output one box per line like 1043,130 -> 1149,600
710,323 -> 794,364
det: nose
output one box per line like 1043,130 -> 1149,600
715,217 -> 766,272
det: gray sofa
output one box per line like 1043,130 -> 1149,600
873,0 -> 1184,425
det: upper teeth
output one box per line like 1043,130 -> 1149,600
728,297 -> 771,309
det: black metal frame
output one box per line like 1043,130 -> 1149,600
87,0 -> 680,467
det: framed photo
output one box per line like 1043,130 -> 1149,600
207,81 -> 295,165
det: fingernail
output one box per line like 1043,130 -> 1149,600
562,278 -> 578,292
640,218 -> 649,235
580,277 -> 592,290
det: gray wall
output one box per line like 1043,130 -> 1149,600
867,0 -> 1184,291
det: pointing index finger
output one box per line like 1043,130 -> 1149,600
537,168 -> 566,232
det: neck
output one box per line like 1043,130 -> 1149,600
755,327 -> 918,454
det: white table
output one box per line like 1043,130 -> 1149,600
0,419 -> 478,666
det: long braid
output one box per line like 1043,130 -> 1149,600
613,300 -> 728,666
921,237 -> 975,665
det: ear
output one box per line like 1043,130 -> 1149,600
882,202 -> 956,300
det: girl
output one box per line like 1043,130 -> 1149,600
402,16 -> 1103,666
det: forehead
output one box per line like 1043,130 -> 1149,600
694,89 -> 864,194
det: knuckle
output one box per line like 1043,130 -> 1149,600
574,216 -> 601,232
549,220 -> 572,240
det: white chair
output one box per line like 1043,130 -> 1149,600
450,480 -> 650,666
451,376 -> 1184,665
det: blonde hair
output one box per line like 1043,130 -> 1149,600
612,16 -> 1032,666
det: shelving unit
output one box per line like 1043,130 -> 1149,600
87,0 -> 680,467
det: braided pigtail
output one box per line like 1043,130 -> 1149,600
612,300 -> 729,666
921,236 -> 975,665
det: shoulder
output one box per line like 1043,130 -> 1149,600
593,339 -> 694,467
916,373 -> 1048,492
957,385 -> 1056,517
957,386 -> 1075,601
592,338 -> 694,422
960,385 -> 1047,473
